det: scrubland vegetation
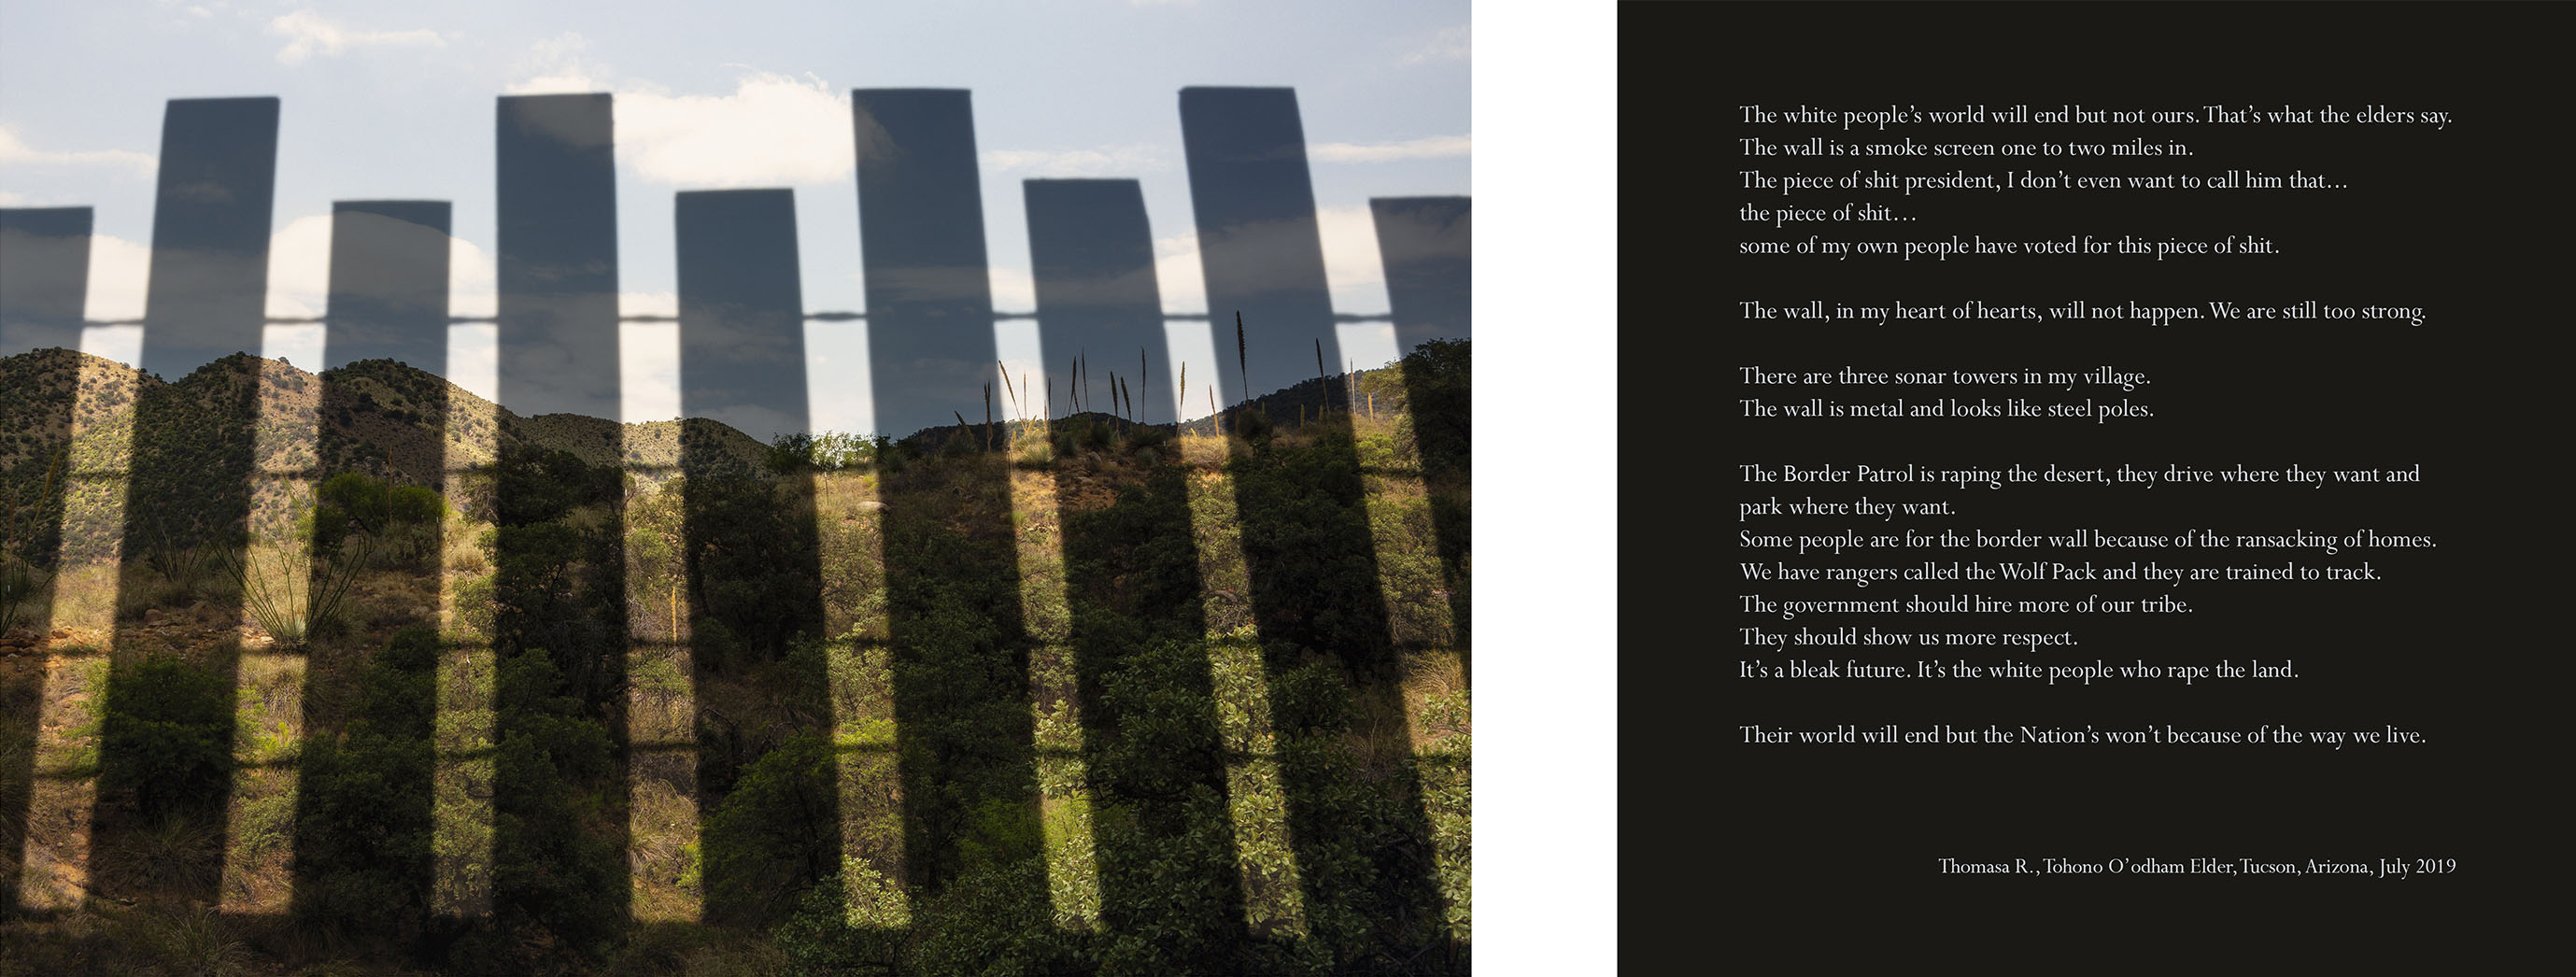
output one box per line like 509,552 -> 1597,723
0,341 -> 1469,974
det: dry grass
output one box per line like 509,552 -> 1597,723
123,900 -> 253,977
1403,649 -> 1472,750
630,775 -> 702,923
94,814 -> 222,895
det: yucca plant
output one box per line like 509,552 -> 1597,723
139,512 -> 213,588
223,523 -> 375,649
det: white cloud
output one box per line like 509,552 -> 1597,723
262,323 -> 328,370
801,320 -> 875,435
263,212 -> 334,318
508,43 -> 859,189
620,321 -> 680,422
265,214 -> 502,323
615,73 -> 854,187
86,216 -> 499,341
0,191 -> 23,205
987,265 -> 1037,312
83,234 -> 153,322
80,325 -> 145,370
446,324 -> 498,402
980,144 -> 1169,177
1145,205 -> 1388,317
449,236 -> 498,319
1151,231 -> 1207,316
0,125 -> 156,178
507,72 -> 611,96
1310,135 -> 1472,163
505,32 -> 616,95
268,10 -> 446,66
1315,205 -> 1392,316
1400,25 -> 1471,65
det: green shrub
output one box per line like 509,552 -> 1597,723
293,626 -> 439,941
98,655 -> 232,819
703,732 -> 844,927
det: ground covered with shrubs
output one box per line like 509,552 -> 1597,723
0,341 -> 1470,975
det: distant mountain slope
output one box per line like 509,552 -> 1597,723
1,338 -> 1465,553
0,349 -> 771,477
0,350 -> 775,555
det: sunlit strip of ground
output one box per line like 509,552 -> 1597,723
214,357 -> 321,913
1175,432 -> 1309,940
626,460 -> 701,924
1007,424 -> 1102,931
432,383 -> 497,920
1344,371 -> 1472,944
14,355 -> 133,911
813,465 -> 909,927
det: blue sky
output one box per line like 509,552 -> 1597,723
1,0 -> 1473,429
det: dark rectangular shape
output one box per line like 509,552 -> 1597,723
326,201 -> 451,373
1368,196 -> 1470,355
101,95 -> 281,903
497,92 -> 620,418
0,206 -> 92,354
139,96 -> 279,379
1025,178 -> 1171,423
677,189 -> 809,442
0,205 -> 89,918
673,188 -> 830,924
1179,86 -> 1338,406
853,88 -> 996,438
490,92 -> 631,932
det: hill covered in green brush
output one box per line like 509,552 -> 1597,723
0,342 -> 1471,975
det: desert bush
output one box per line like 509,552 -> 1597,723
314,472 -> 446,567
295,627 -> 436,941
702,732 -> 843,927
482,648 -> 623,967
98,655 -> 232,820
769,431 -> 875,474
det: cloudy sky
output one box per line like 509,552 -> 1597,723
0,0 -> 1473,430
